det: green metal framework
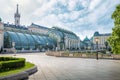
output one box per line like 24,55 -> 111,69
47,27 -> 79,50
4,31 -> 56,50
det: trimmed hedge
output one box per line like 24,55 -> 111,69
0,57 -> 25,72
0,57 -> 18,61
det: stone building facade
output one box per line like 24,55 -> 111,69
0,18 -> 4,52
28,23 -> 50,35
93,31 -> 111,50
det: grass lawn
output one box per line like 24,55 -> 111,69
0,62 -> 35,77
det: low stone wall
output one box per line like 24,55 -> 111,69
46,51 -> 120,60
3,48 -> 42,53
112,55 -> 120,60
46,51 -> 68,57
3,48 -> 16,53
0,66 -> 37,80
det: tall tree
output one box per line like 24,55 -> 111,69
108,4 -> 120,54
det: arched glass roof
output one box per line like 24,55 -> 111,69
24,33 -> 35,49
47,30 -> 63,42
4,31 -> 56,50
16,32 -> 29,49
47,27 -> 79,43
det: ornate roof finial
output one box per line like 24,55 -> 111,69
84,36 -> 90,41
16,4 -> 19,13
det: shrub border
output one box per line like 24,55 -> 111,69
0,66 -> 37,80
0,57 -> 25,72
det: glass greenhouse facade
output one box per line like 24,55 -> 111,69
3,23 -> 80,52
48,27 -> 80,50
4,31 -> 56,51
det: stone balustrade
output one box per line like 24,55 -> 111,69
45,51 -> 120,60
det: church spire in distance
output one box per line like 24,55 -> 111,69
16,4 -> 19,14
14,4 -> 20,26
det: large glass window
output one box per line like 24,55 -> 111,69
4,32 -> 12,48
4,31 -> 22,49
38,36 -> 46,45
31,35 -> 42,49
24,34 -> 36,49
16,32 -> 29,50
9,32 -> 21,49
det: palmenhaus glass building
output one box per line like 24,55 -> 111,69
2,23 -> 80,52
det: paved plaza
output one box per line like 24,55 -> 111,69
1,53 -> 120,80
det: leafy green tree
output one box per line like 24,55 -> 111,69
108,4 -> 120,54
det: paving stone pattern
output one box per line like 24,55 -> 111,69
1,53 -> 120,80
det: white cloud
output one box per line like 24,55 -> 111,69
33,0 -> 57,17
0,0 -> 120,40
35,14 -> 67,29
68,0 -> 76,11
88,0 -> 102,11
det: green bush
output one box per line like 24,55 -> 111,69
0,57 -> 25,72
0,57 -> 17,61
0,63 -> 2,69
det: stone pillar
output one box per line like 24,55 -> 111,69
67,38 -> 69,49
78,41 -> 80,50
74,41 -> 76,49
56,47 -> 58,51
30,48 -> 32,52
56,42 -> 60,51
22,48 -> 25,51
69,39 -> 70,50
62,44 -> 65,51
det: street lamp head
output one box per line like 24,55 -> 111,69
95,37 -> 99,42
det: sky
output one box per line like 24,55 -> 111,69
0,0 -> 120,40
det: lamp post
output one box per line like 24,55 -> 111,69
12,42 -> 16,56
95,38 -> 99,60
46,42 -> 48,51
